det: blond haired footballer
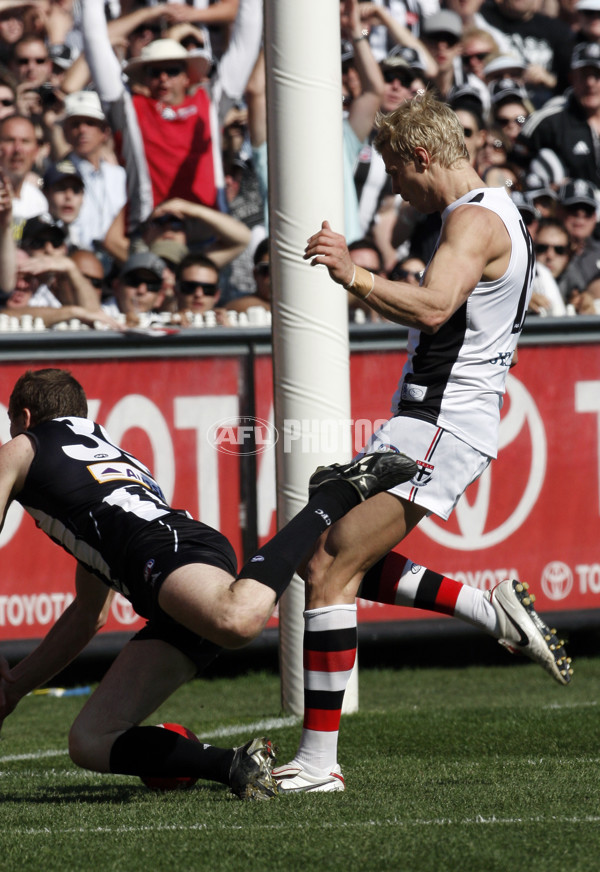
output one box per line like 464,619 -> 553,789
272,91 -> 572,794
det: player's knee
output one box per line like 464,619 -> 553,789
216,606 -> 265,649
68,721 -> 108,772
68,722 -> 95,770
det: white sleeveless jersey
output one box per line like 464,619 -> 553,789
391,186 -> 534,458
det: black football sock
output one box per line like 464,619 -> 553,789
109,726 -> 234,785
237,481 -> 359,601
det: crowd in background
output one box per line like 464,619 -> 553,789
0,0 -> 598,330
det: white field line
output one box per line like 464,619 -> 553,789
543,701 -> 598,709
7,815 -> 600,836
0,715 -> 300,764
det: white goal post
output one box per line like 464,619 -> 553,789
264,0 -> 359,715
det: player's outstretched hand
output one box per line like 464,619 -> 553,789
304,220 -> 355,287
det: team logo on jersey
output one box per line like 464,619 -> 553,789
143,559 -> 155,583
401,382 -> 427,402
412,460 -> 434,487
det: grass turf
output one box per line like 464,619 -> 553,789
1,657 -> 599,872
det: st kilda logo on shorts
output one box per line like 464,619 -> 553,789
412,460 -> 434,486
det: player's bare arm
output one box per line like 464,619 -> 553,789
0,565 -> 114,729
0,434 -> 35,531
305,206 -> 511,333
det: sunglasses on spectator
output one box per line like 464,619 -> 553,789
256,262 -> 270,275
426,32 -> 460,46
151,214 -> 185,229
534,243 -> 569,255
179,280 -> 218,296
16,56 -> 48,65
148,65 -> 185,78
382,70 -> 414,86
395,268 -> 423,281
564,203 -> 596,217
462,51 -> 489,64
497,115 -> 527,128
83,274 -> 104,289
124,274 -> 162,291
0,98 -> 14,106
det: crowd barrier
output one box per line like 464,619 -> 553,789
0,315 -> 598,649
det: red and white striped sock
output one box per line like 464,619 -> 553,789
294,604 -> 357,772
359,552 -> 497,633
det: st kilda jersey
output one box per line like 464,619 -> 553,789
392,186 -> 535,459
16,417 -> 181,595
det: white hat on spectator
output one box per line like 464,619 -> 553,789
576,0 -> 600,12
483,54 -> 526,79
124,38 -> 212,84
64,91 -> 106,123
421,10 -> 463,39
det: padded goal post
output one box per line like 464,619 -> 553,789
264,0 -> 359,715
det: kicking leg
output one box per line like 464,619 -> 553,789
359,553 -> 573,685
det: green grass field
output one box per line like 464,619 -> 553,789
1,655 -> 599,872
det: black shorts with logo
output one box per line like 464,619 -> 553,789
120,514 -> 237,673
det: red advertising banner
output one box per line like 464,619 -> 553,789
0,342 -> 598,642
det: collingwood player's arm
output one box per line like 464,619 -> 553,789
0,566 -> 114,729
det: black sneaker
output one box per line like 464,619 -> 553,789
229,737 -> 278,800
308,450 -> 418,502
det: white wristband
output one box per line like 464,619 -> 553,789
343,265 -> 357,290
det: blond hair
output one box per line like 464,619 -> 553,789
373,89 -> 469,168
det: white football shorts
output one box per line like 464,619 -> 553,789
361,415 -> 491,521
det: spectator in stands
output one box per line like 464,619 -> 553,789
420,10 -> 465,100
489,78 -> 533,148
475,124 -> 511,176
174,253 -> 223,323
515,42 -> 600,189
2,245 -> 114,328
354,50 -> 425,244
479,0 -> 573,104
19,213 -> 108,309
534,217 -> 574,288
355,2 -> 438,79
573,0 -> 600,43
523,172 -> 558,218
388,254 -> 426,284
48,91 -> 127,256
82,0 -> 263,234
111,250 -> 167,324
9,33 -> 52,90
451,95 -> 488,167
104,196 -> 251,273
460,27 -> 500,85
0,2 -> 26,67
42,159 -> 85,249
225,236 -> 270,314
0,114 -> 47,238
338,0 -> 386,244
555,178 -> 600,300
